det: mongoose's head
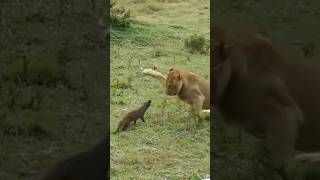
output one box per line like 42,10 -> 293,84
144,100 -> 152,107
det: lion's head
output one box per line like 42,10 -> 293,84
165,68 -> 183,96
212,24 -> 276,102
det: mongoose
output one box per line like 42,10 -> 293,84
41,137 -> 108,180
113,100 -> 151,133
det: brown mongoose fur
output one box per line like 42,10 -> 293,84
113,100 -> 151,133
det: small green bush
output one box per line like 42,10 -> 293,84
111,1 -> 131,28
2,56 -> 64,87
0,110 -> 58,137
184,34 -> 209,54
111,78 -> 131,89
2,60 -> 27,82
28,58 -> 60,85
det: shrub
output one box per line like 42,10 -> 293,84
0,110 -> 58,137
2,59 -> 27,83
184,34 -> 209,54
28,57 -> 60,85
111,1 -> 131,28
111,78 -> 131,89
1,56 -> 64,87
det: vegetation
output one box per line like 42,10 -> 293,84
185,34 -> 209,54
111,0 -> 131,28
0,1 -> 106,179
110,0 -> 210,179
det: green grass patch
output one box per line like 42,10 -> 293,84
111,0 -> 210,179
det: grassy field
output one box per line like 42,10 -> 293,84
110,0 -> 210,179
0,1 -> 106,179
214,1 -> 320,180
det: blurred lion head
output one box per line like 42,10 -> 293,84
165,68 -> 183,96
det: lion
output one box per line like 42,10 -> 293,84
212,24 -> 320,164
165,68 -> 210,115
142,67 -> 210,115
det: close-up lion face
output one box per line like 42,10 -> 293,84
165,69 -> 183,96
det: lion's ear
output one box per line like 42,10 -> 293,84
169,68 -> 174,71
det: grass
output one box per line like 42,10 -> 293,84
110,0 -> 210,179
214,0 -> 320,179
0,1 -> 106,179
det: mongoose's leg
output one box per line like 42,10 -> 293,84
134,120 -> 137,125
116,123 -> 124,133
295,152 -> 320,163
141,117 -> 145,122
123,124 -> 129,131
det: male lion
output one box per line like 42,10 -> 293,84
142,67 -> 210,115
212,24 -> 320,164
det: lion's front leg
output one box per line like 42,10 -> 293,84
265,105 -> 303,164
189,94 -> 205,122
141,68 -> 166,86
295,152 -> 320,163
191,98 -> 204,115
200,109 -> 210,117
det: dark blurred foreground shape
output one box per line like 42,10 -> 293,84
211,0 -> 320,177
41,137 -> 108,180
0,0 -> 108,179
